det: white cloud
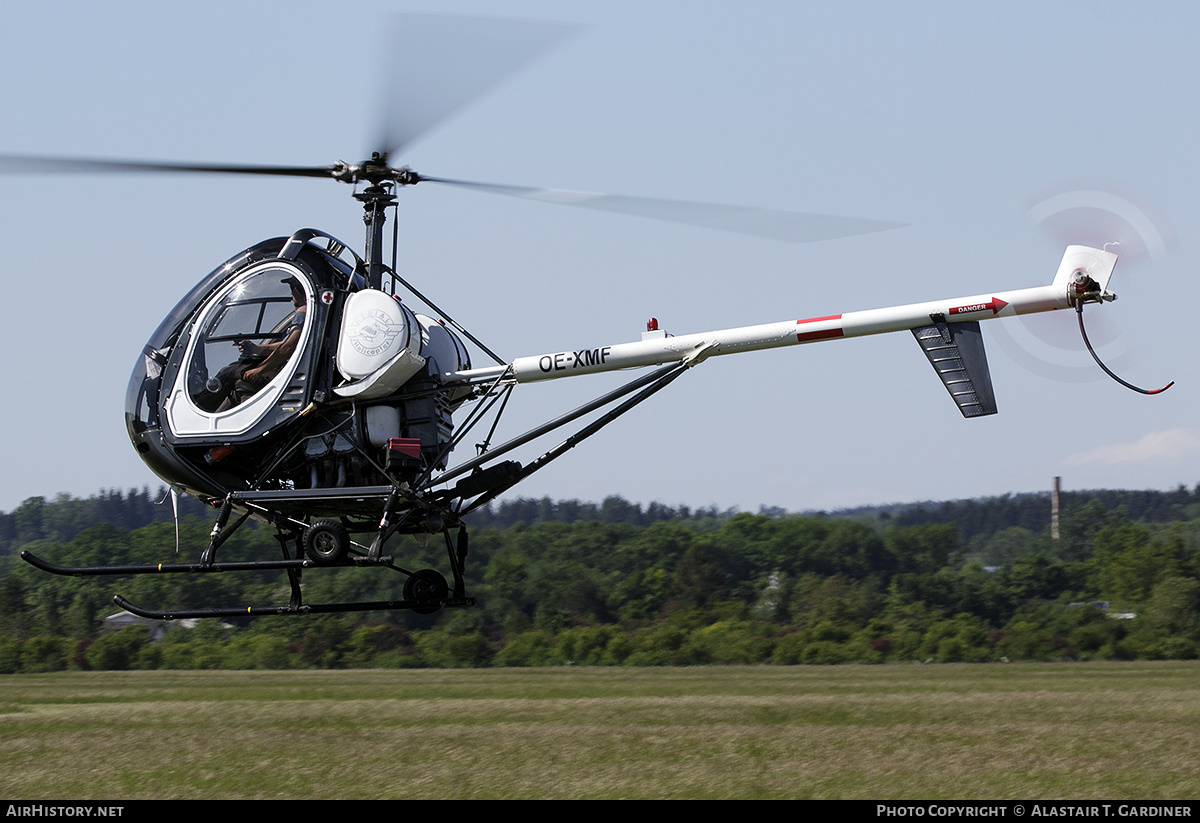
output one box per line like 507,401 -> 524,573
1065,428 -> 1200,467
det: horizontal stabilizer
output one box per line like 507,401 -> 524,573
911,321 -> 997,418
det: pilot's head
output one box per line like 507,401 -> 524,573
282,276 -> 306,307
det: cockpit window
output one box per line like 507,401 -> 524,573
189,269 -> 310,412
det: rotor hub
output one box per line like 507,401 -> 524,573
334,154 -> 423,187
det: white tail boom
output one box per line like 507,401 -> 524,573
445,246 -> 1119,417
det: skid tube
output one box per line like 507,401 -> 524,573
24,550 -> 480,618
23,525 -> 474,619
113,593 -> 476,621
19,550 -> 396,577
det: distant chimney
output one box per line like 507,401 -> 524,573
1051,476 -> 1061,541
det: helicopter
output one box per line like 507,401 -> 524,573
12,15 -> 1171,621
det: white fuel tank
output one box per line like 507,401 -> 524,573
416,314 -> 473,408
334,290 -> 426,400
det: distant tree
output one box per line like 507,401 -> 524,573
1143,576 -> 1200,635
885,523 -> 958,577
973,526 -> 1041,566
1001,553 -> 1072,602
84,626 -> 149,671
13,497 -> 46,546
668,546 -> 728,611
1088,522 -> 1182,602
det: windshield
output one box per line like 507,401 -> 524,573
189,269 -> 310,412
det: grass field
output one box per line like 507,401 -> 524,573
1,662 -> 1197,800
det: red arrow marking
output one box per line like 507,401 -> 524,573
949,297 -> 1008,316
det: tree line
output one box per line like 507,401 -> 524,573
1,488 -> 1198,671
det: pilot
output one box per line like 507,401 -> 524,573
237,277 -> 308,388
214,277 -> 308,410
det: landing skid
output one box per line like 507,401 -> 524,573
113,593 -> 476,621
20,511 -> 474,619
19,550 -> 389,576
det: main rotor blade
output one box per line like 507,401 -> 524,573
0,153 -> 339,179
421,177 -> 907,243
374,14 -> 578,159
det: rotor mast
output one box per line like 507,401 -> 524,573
356,184 -> 395,291
351,153 -> 418,291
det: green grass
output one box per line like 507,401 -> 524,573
1,663 -> 1198,799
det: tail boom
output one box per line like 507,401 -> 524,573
445,246 -> 1115,385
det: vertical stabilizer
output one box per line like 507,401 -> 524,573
911,320 -> 997,417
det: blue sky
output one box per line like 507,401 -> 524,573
1,0 -> 1196,514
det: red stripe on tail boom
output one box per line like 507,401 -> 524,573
797,314 -> 844,342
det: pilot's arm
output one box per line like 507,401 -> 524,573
240,308 -> 306,387
242,325 -> 301,387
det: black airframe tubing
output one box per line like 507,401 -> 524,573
461,362 -> 689,515
387,266 -> 506,366
202,508 -> 253,562
431,362 -> 685,489
412,369 -> 514,491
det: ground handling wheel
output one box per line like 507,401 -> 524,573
304,520 -> 350,565
405,569 -> 449,614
